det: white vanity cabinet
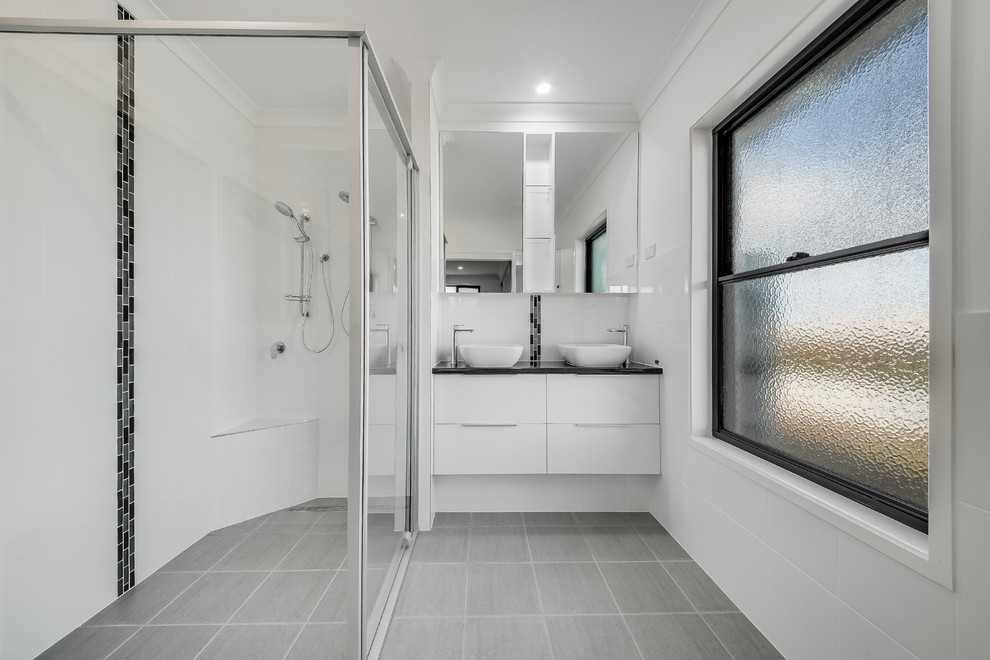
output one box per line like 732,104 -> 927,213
434,375 -> 547,474
433,372 -> 660,476
546,374 -> 660,474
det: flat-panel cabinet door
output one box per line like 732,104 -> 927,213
547,424 -> 660,474
435,374 -> 546,424
434,424 -> 547,474
547,374 -> 659,424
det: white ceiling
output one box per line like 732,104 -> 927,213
143,0 -> 708,119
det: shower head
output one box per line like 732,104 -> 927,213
274,200 -> 310,242
337,191 -> 377,226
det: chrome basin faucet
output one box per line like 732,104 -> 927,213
451,324 -> 474,368
607,323 -> 630,367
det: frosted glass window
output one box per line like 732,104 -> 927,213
713,0 -> 929,529
720,248 -> 929,509
727,0 -> 928,273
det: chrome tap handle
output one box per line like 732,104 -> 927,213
451,324 -> 474,368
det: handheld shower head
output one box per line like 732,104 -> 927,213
274,200 -> 310,242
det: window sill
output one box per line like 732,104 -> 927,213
688,434 -> 951,589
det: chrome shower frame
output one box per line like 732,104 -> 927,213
0,17 -> 420,660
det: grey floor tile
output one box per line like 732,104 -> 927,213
278,534 -> 347,570
309,572 -> 347,623
523,511 -> 577,526
213,533 -> 302,570
464,616 -> 552,660
410,527 -> 470,563
368,532 -> 404,566
257,512 -> 321,534
433,512 -> 471,526
625,511 -> 661,526
295,497 -> 346,509
107,625 -> 220,660
527,526 -> 593,561
286,623 -> 348,660
468,526 -> 530,562
150,572 -> 267,624
198,624 -> 301,659
160,534 -> 246,572
573,511 -> 631,526
232,571 -> 335,623
470,512 -> 524,526
85,572 -> 201,625
212,513 -> 272,535
665,561 -> 738,612
546,615 -> 642,660
582,526 -> 656,561
703,612 -> 784,660
626,613 -> 732,659
310,510 -> 348,533
368,512 -> 399,531
36,625 -> 139,660
639,525 -> 691,560
599,562 -> 693,614
534,563 -> 617,614
467,563 -> 540,615
395,564 -> 468,616
380,618 -> 464,660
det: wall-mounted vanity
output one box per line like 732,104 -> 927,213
441,130 -> 639,294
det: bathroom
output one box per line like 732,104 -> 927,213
2,0 -> 989,658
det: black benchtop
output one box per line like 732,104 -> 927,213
432,360 -> 662,375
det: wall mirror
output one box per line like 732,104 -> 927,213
441,130 -> 639,293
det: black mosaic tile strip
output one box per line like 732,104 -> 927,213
529,294 -> 541,362
116,3 -> 136,597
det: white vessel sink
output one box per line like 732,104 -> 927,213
557,343 -> 631,368
459,344 -> 524,368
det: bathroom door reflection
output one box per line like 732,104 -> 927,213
362,58 -> 411,653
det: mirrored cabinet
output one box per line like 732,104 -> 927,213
441,130 -> 639,294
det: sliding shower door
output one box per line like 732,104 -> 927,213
359,50 -> 415,654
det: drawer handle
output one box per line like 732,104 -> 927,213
574,423 -> 633,428
461,423 -> 519,428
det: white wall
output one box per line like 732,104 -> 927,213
0,22 -> 119,660
633,0 -> 990,658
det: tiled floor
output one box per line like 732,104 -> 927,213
39,508 -> 781,660
377,512 -> 783,660
38,499 -> 401,660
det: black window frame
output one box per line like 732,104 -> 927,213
711,0 -> 929,533
584,220 -> 607,293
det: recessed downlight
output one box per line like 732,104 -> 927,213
535,82 -> 552,95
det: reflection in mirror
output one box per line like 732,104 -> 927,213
440,131 -> 638,293
441,132 -> 523,292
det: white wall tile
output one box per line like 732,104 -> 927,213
838,534 -> 955,659
438,293 -> 530,358
40,319 -> 116,434
839,603 -> 919,660
683,484 -> 723,581
953,312 -> 990,511
0,319 -> 43,441
766,550 -> 838,660
0,191 -> 44,318
720,515 -> 768,628
719,465 -> 767,540
766,492 -> 838,593
955,501 -> 990,660
682,443 -> 721,505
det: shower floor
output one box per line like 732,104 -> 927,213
38,498 -> 400,660
39,507 -> 780,659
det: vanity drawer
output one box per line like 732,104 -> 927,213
546,424 -> 660,474
434,423 -> 547,474
546,374 -> 659,424
435,374 -> 546,424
